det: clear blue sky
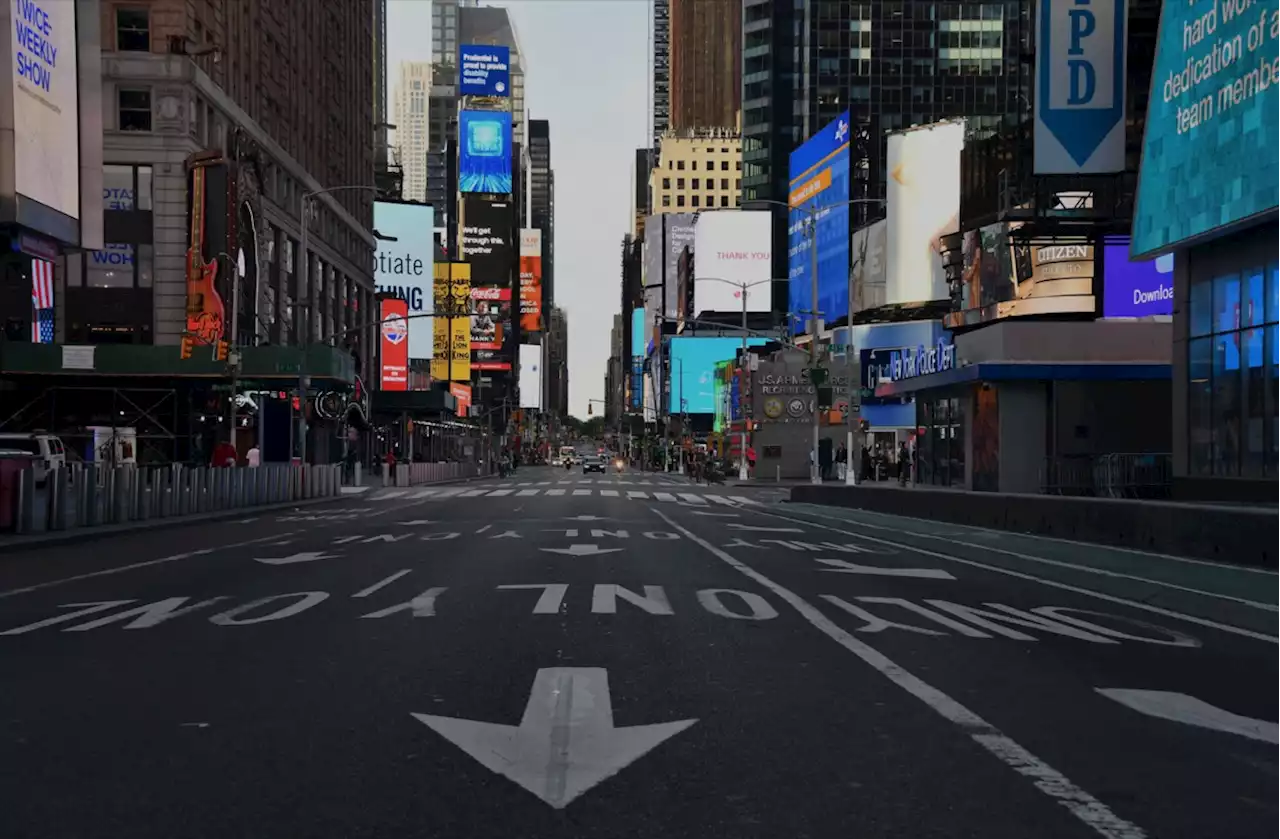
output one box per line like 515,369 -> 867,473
386,0 -> 651,419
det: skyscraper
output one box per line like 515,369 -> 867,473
393,62 -> 433,201
528,120 -> 555,307
669,0 -> 741,132
652,0 -> 671,142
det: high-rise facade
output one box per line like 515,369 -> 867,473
547,307 -> 570,418
528,120 -> 555,307
393,62 -> 433,202
648,130 -> 742,214
669,0 -> 741,132
652,0 -> 671,142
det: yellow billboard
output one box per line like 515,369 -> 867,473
431,262 -> 471,381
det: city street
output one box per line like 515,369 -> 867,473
1,466 -> 1275,838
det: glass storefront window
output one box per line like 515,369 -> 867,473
917,391 -> 968,488
1188,277 -> 1213,337
1211,335 -> 1241,476
1188,337 -> 1213,476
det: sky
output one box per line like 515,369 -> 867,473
386,0 -> 651,419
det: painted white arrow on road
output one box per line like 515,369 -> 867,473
1097,689 -> 1278,744
253,551 -> 335,566
816,558 -> 956,580
540,544 -> 622,556
728,524 -> 804,533
413,667 -> 696,808
568,515 -> 610,521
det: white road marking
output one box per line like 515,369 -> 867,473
627,491 -> 649,500
652,508 -> 1148,839
707,496 -> 739,506
728,524 -> 804,533
377,490 -> 408,499
678,493 -> 707,505
1097,688 -> 1279,744
600,489 -> 620,497
784,507 -> 1279,607
816,558 -> 957,580
409,489 -> 440,499
487,489 -> 515,497
0,532 -> 299,600
352,570 -> 413,598
750,508 -> 1279,644
546,489 -> 566,497
459,489 -> 490,498
517,489 -> 540,497
572,489 -> 592,496
653,492 -> 677,503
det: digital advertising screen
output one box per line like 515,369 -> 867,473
430,262 -> 471,382
518,344 -> 542,409
459,110 -> 514,195
374,201 -> 435,359
379,298 -> 409,391
469,286 -> 510,351
519,229 -> 543,332
461,197 -> 514,284
884,121 -> 962,305
1103,241 -> 1174,317
1131,0 -> 1279,258
630,307 -> 646,411
667,336 -> 769,415
458,45 -> 510,97
693,212 -> 773,313
12,0 -> 80,221
789,111 -> 850,336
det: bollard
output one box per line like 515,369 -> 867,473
49,467 -> 67,531
14,468 -> 34,534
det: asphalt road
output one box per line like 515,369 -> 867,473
1,466 -> 1275,838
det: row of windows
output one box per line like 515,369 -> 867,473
659,193 -> 739,209
659,177 -> 742,192
663,158 -> 742,172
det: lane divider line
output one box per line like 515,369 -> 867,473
651,507 -> 1148,839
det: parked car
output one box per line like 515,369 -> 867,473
0,433 -> 66,486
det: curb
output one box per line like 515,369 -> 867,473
0,474 -> 492,555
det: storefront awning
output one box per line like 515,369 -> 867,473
874,362 -> 1172,399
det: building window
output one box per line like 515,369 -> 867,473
118,88 -> 152,131
662,177 -> 671,190
692,178 -> 700,190
115,8 -> 150,51
692,195 -> 700,207
662,195 -> 671,208
676,194 -> 686,207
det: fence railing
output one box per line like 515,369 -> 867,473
1040,453 -> 1173,499
4,463 -> 342,536
383,461 -> 484,487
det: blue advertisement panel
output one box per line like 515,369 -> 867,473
459,110 -> 513,195
1103,240 -> 1174,317
1131,0 -> 1279,258
667,336 -> 769,415
788,112 -> 851,336
629,308 -> 645,410
458,45 -> 510,97
835,320 -> 946,428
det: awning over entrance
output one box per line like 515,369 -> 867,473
874,362 -> 1172,399
370,389 -> 459,419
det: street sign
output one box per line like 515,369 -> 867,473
412,668 -> 696,808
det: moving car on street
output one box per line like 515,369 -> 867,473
582,454 -> 607,474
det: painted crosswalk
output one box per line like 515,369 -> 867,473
367,486 -> 765,505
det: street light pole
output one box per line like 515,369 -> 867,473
807,214 -> 820,485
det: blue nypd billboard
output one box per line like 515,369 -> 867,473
458,45 -> 511,97
788,111 -> 851,336
1033,0 -> 1128,174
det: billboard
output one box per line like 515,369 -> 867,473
379,298 -> 409,391
643,213 -> 697,322
469,285 -> 510,351
693,212 -> 773,313
11,0 -> 80,220
850,220 -> 888,312
885,121 -> 963,305
459,110 -> 513,195
789,112 -> 851,335
374,201 -> 435,358
430,262 -> 471,381
461,197 -> 514,283
1131,0 -> 1278,257
458,45 -> 510,97
629,307 -> 645,410
1103,242 -> 1174,318
450,382 -> 472,417
668,336 -> 769,415
519,229 -> 543,332
1034,0 -> 1128,173
519,344 -> 542,409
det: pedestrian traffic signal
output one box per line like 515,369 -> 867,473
180,336 -> 194,359
215,340 -> 229,362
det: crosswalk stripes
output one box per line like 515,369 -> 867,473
364,486 -> 766,507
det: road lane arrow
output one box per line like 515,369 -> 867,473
568,515 -> 610,521
816,558 -> 956,580
540,544 -> 622,556
1097,689 -> 1278,744
412,667 -> 696,808
397,520 -> 436,526
253,551 -> 335,566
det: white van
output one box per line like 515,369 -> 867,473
0,433 -> 67,485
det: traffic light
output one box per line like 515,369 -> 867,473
588,403 -> 593,415
215,341 -> 229,362
179,336 -> 194,360
859,418 -> 871,433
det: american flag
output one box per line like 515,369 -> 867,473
30,258 -> 55,344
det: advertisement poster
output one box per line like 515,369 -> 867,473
450,382 -> 472,417
458,45 -> 510,97
430,262 -> 471,381
1103,242 -> 1174,317
519,228 -> 543,332
788,111 -> 850,334
11,0 -> 80,220
667,337 -> 769,414
693,211 -> 773,313
459,110 -> 513,195
374,201 -> 435,359
462,198 -> 514,282
518,344 -> 542,409
1131,0 -> 1277,257
90,426 -> 138,465
884,121 -> 962,306
470,286 -> 510,351
379,298 -> 409,391
185,163 -> 227,345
